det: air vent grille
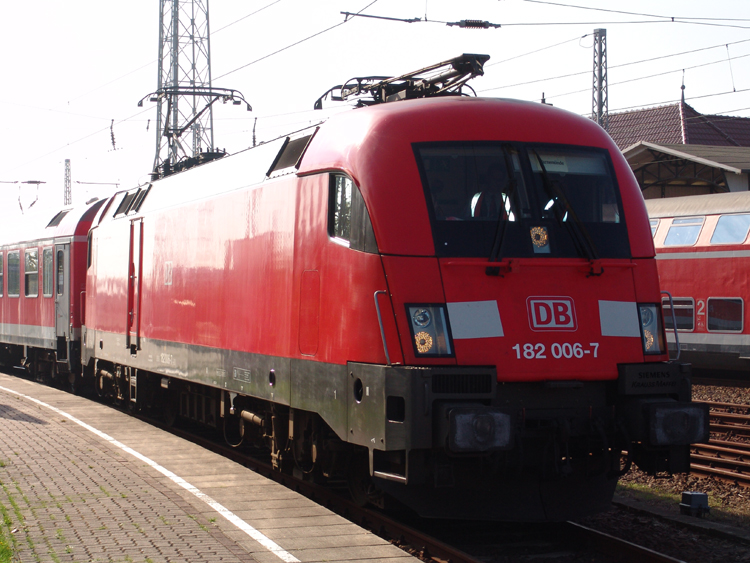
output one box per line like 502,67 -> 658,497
432,373 -> 493,394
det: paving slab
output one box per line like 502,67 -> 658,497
0,373 -> 417,563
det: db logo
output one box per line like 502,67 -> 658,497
526,297 -> 577,331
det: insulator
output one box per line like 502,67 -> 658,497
460,20 -> 490,28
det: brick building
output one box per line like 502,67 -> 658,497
607,101 -> 750,198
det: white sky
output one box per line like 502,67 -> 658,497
1,0 -> 749,221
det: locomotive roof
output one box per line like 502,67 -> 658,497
298,96 -> 654,258
97,96 -> 652,259
645,190 -> 750,218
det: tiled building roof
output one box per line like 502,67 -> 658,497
608,102 -> 750,150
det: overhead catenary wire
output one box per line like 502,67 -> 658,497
212,0 -> 282,34
543,52 -> 750,101
521,0 -> 750,23
5,2 -> 750,190
215,0 -> 380,81
4,106 -> 153,175
609,89 -> 750,114
520,0 -> 750,30
17,1 -> 285,112
592,101 -> 750,149
486,35 -> 587,67
480,38 -> 750,94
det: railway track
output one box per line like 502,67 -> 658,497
694,376 -> 750,389
138,411 -> 687,563
691,400 -> 750,487
0,369 -> 696,562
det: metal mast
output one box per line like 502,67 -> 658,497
141,0 -> 250,179
64,159 -> 72,206
592,28 -> 608,132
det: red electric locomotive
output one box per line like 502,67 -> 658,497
79,56 -> 707,521
648,191 -> 750,378
0,56 -> 708,521
0,200 -> 104,383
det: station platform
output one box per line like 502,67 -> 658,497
0,372 -> 417,563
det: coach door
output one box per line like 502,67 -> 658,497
55,244 -> 70,361
127,219 -> 143,354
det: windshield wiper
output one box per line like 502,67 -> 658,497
531,149 -> 600,264
488,147 -> 518,263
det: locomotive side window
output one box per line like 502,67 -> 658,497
661,297 -> 694,331
649,219 -> 659,238
46,210 -> 69,227
114,191 -> 137,217
331,175 -> 352,242
710,214 -> 750,245
24,249 -> 39,298
415,142 -> 628,258
57,250 -> 65,296
707,298 -> 743,332
7,251 -> 19,297
664,217 -> 703,246
43,248 -> 53,297
87,231 -> 93,269
328,174 -> 377,253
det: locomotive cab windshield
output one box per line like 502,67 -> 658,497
415,143 -> 629,259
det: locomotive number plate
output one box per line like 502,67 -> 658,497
512,342 -> 599,360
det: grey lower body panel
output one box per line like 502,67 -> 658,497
84,328 -> 349,438
0,323 -> 56,350
668,332 -> 750,372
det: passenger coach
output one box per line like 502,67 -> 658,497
648,191 -> 750,375
0,201 -> 104,383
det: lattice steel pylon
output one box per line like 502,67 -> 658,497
64,159 -> 72,206
591,28 -> 608,132
139,0 -> 250,179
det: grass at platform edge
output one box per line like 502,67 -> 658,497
0,477 -> 16,563
0,512 -> 12,563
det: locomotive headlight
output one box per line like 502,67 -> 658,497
412,308 -> 432,328
406,304 -> 453,357
638,303 -> 665,355
648,402 -> 710,446
447,407 -> 513,452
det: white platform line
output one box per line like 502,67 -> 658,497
0,384 -> 300,563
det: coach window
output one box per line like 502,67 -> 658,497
664,216 -> 704,246
711,214 -> 750,245
7,252 -> 19,297
25,249 -> 39,297
649,219 -> 659,238
57,250 -> 65,295
707,297 -> 743,332
662,297 -> 694,331
43,248 -> 53,297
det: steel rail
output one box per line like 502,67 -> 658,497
690,400 -> 750,487
135,414 -> 484,563
564,521 -> 687,563
136,412 -> 690,562
703,400 -> 750,412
